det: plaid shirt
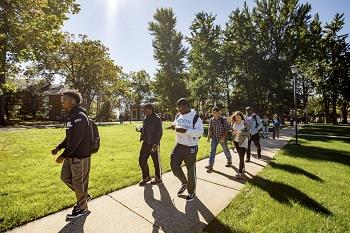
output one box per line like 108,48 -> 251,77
208,116 -> 231,139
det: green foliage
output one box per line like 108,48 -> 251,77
188,12 -> 224,111
43,34 -> 124,113
0,0 -> 80,125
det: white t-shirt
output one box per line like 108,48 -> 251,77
173,110 -> 204,146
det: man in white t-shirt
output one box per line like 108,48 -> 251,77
169,98 -> 204,202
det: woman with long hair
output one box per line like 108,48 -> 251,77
231,111 -> 250,178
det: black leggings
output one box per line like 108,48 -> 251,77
234,141 -> 246,173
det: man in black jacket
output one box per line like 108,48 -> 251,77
51,90 -> 91,219
137,103 -> 163,186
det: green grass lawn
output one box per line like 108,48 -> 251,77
0,123 -> 219,232
204,124 -> 350,233
300,123 -> 350,137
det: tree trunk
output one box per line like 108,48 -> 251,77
331,93 -> 338,125
323,94 -> 332,123
341,101 -> 349,124
0,57 -> 6,126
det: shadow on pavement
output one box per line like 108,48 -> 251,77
248,176 -> 332,216
144,183 -> 232,233
268,161 -> 323,182
58,211 -> 90,233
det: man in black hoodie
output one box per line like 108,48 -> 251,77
51,90 -> 91,219
137,103 -> 163,186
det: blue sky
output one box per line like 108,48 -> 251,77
63,0 -> 350,76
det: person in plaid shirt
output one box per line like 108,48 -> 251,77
205,107 -> 232,170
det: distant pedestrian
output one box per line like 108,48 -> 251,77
245,107 -> 263,161
205,107 -> 232,171
51,90 -> 92,219
231,111 -> 250,178
262,115 -> 270,139
137,103 -> 163,186
169,98 -> 204,202
272,114 -> 281,139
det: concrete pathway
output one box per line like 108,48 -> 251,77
9,127 -> 295,233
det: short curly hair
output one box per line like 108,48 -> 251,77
62,90 -> 82,104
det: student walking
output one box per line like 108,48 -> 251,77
231,111 -> 249,178
205,107 -> 232,171
245,107 -> 263,161
169,98 -> 204,202
51,90 -> 92,219
262,115 -> 270,139
272,114 -> 281,139
137,103 -> 163,186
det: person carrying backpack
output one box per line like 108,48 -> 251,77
205,107 -> 232,171
245,106 -> 263,161
51,90 -> 95,219
169,98 -> 204,202
137,103 -> 163,186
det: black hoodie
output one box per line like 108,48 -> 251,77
57,106 -> 92,158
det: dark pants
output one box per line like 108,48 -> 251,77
234,142 -> 246,173
273,126 -> 280,139
170,144 -> 198,194
61,157 -> 91,210
139,142 -> 161,179
246,133 -> 261,159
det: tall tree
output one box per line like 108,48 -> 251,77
149,8 -> 188,115
44,34 -> 123,112
188,12 -> 223,112
322,13 -> 348,124
0,0 -> 79,125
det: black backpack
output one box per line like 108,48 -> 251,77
89,119 -> 100,154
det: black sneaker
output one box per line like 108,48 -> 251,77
66,208 -> 89,219
87,194 -> 92,202
177,184 -> 187,196
245,158 -> 250,162
186,193 -> 196,202
139,176 -> 151,186
205,164 -> 213,170
225,161 -> 232,167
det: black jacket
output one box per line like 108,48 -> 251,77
57,106 -> 91,158
140,113 -> 163,145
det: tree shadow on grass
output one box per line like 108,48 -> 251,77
248,176 -> 332,216
282,143 -> 350,167
268,161 -> 323,182
58,211 -> 90,233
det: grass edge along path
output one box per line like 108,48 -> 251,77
203,124 -> 350,233
0,123 -> 220,232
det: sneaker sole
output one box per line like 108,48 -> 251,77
186,198 -> 194,202
66,211 -> 88,219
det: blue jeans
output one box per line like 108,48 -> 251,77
209,138 -> 232,165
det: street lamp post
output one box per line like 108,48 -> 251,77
290,65 -> 300,145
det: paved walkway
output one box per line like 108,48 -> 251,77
9,127 -> 295,233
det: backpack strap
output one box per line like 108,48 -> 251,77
193,114 -> 200,129
253,115 -> 258,128
175,113 -> 180,120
